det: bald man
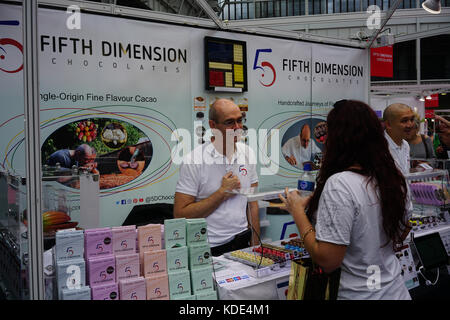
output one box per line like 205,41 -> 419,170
174,98 -> 260,256
282,124 -> 322,169
383,103 -> 415,175
47,144 -> 98,172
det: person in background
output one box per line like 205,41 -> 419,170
383,103 -> 415,175
282,124 -> 322,169
434,115 -> 450,160
174,98 -> 260,256
405,113 -> 435,168
47,144 -> 98,173
118,145 -> 144,169
279,100 -> 412,300
435,114 -> 450,138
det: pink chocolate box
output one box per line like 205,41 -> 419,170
112,225 -> 137,256
91,282 -> 119,300
85,227 -> 113,259
143,249 -> 167,277
119,277 -> 146,300
115,253 -> 140,282
146,273 -> 169,300
137,224 -> 162,259
87,254 -> 116,286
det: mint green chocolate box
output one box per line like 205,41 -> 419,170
188,243 -> 212,270
55,229 -> 84,262
186,218 -> 208,245
195,290 -> 218,300
56,258 -> 86,299
61,286 -> 91,300
190,265 -> 214,294
166,246 -> 188,272
168,270 -> 191,299
164,218 -> 186,248
171,294 -> 196,300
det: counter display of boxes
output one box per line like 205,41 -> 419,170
410,181 -> 450,206
50,218 -> 217,300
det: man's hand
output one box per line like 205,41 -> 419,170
174,171 -> 243,219
436,115 -> 450,130
81,162 -> 98,174
220,172 -> 241,200
285,155 -> 297,166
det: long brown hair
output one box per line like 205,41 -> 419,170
306,100 -> 408,246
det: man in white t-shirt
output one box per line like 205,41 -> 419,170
383,103 -> 414,235
174,98 -> 259,256
383,103 -> 415,176
282,124 -> 321,169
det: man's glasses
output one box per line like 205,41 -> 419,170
219,117 -> 243,127
78,156 -> 96,165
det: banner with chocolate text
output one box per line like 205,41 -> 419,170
0,3 -> 368,229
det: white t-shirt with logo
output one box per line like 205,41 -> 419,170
314,171 -> 411,300
175,142 -> 258,247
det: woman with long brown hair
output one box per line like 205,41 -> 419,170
280,100 -> 412,300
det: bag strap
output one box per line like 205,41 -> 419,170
421,135 -> 430,159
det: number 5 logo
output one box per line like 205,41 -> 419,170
0,38 -> 23,74
253,49 -> 276,87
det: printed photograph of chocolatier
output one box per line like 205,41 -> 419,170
281,118 -> 326,170
42,118 -> 152,190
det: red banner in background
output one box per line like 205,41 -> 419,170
370,45 -> 393,78
425,109 -> 435,119
425,94 -> 439,108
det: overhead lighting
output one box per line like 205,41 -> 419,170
422,0 -> 441,14
419,96 -> 425,101
441,92 -> 447,96
426,95 -> 432,100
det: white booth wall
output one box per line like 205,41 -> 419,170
0,3 -> 369,235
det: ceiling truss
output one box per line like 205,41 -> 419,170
22,0 -> 450,96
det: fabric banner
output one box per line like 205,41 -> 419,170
0,3 -> 369,227
425,94 -> 439,108
370,45 -> 393,78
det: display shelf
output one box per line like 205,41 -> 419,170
0,168 -> 99,300
223,238 -> 308,278
412,203 -> 449,216
224,250 -> 291,278
410,158 -> 450,171
405,169 -> 448,181
228,186 -> 305,202
408,224 -> 450,239
406,169 -> 449,219
0,228 -> 21,299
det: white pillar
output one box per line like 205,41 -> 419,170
23,0 -> 44,300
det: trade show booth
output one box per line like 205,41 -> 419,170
0,0 -> 448,302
